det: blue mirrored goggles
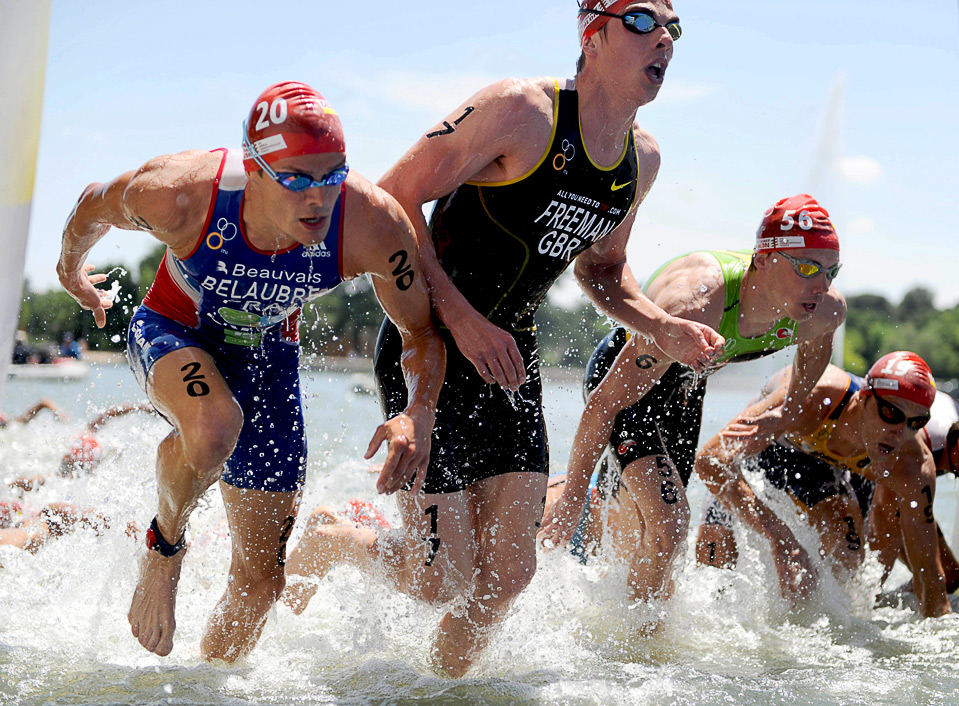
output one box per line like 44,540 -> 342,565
242,121 -> 349,192
578,8 -> 681,41
270,165 -> 349,191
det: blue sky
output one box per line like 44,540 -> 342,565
24,0 -> 959,309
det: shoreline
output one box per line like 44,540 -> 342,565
77,350 -> 589,381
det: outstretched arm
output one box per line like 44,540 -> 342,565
57,150 -> 218,327
573,129 -> 723,372
343,177 -> 446,496
13,398 -> 64,425
86,402 -> 155,432
699,383 -> 820,599
733,292 -> 846,455
885,444 -> 951,617
539,335 -> 666,547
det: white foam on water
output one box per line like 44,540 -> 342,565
3,366 -> 959,705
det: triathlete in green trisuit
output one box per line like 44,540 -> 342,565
539,194 -> 844,609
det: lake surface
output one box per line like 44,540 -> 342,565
2,362 -> 959,706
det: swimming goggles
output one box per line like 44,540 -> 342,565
869,387 -> 931,430
578,8 -> 682,41
242,122 -> 349,192
778,251 -> 842,282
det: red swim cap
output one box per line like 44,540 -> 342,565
755,194 -> 839,253
0,500 -> 23,529
578,0 -> 676,43
64,434 -> 103,473
243,82 -> 346,173
866,351 -> 937,408
579,0 -> 632,43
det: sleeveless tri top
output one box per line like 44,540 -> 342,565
645,249 -> 800,369
142,149 -> 345,346
428,80 -> 640,330
780,373 -> 871,474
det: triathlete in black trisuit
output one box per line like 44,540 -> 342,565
282,0 -> 724,677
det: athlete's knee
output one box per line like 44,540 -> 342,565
477,549 -> 537,603
180,403 -> 243,471
643,513 -> 689,560
232,561 -> 287,604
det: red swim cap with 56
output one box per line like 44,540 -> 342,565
243,82 -> 346,173
866,351 -> 937,409
755,194 -> 839,253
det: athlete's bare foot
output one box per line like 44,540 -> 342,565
128,548 -> 185,656
281,507 -> 343,615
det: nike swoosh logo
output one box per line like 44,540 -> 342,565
611,180 -> 634,192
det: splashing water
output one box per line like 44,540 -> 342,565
3,365 -> 959,705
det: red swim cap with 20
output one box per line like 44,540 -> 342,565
866,351 -> 937,409
755,194 -> 839,253
243,81 -> 345,173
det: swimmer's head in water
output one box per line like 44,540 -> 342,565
0,500 -> 23,529
578,0 -> 676,45
754,194 -> 839,254
59,434 -> 103,477
865,351 -> 937,410
242,82 -> 346,174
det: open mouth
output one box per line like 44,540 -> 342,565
646,59 -> 667,84
301,216 -> 327,231
877,442 -> 896,456
802,302 -> 818,314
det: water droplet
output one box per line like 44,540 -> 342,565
823,397 -> 832,406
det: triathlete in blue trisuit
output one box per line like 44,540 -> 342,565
57,82 -> 445,661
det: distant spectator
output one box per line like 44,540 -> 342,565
59,332 -> 82,359
12,331 -> 32,364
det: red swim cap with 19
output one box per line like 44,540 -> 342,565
866,351 -> 937,409
243,81 -> 346,173
755,194 -> 839,253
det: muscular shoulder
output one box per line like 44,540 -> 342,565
341,172 -> 414,279
782,364 -> 852,429
631,122 -> 661,165
484,76 -> 555,120
124,150 -> 222,238
645,251 -> 725,327
630,122 -> 661,199
883,436 -> 936,492
798,287 -> 846,340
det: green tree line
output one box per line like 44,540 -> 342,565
18,247 -> 959,384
